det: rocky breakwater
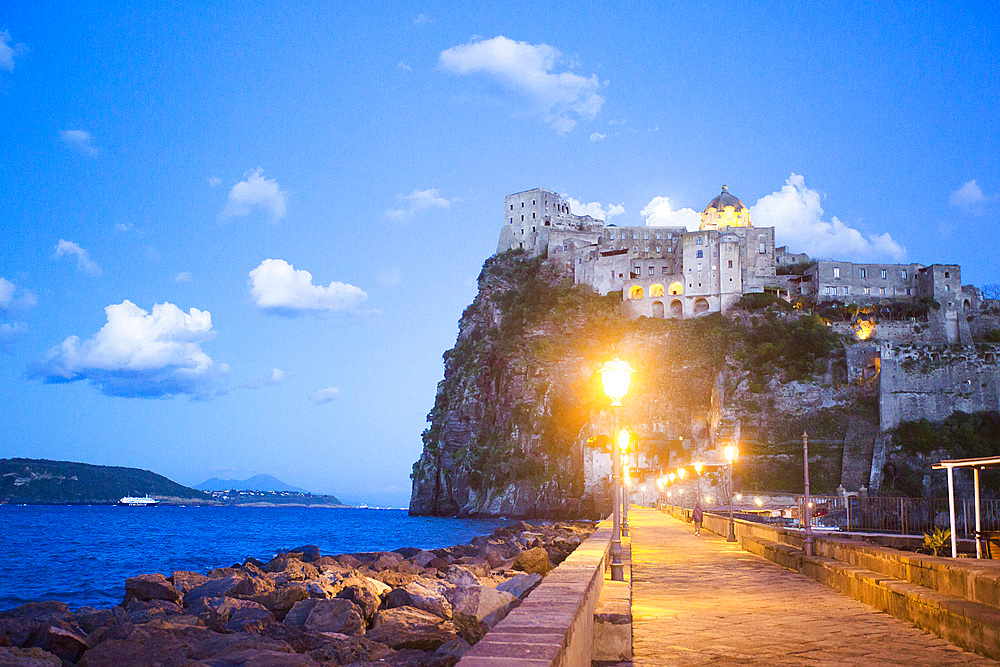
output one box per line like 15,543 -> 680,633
0,520 -> 595,666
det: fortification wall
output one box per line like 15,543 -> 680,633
879,342 -> 1000,430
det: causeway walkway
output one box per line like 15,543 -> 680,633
627,506 -> 997,666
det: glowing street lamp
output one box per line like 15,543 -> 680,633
724,443 -> 739,542
641,485 -> 647,507
599,358 -> 634,582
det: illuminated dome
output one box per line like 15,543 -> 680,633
700,185 -> 751,230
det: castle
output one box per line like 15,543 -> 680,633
497,187 -> 982,343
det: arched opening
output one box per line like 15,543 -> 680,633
628,285 -> 644,300
668,282 -> 684,295
650,283 -> 665,297
694,297 -> 710,315
964,299 -> 972,310
651,301 -> 664,318
670,299 -> 683,317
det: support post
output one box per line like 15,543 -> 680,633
802,431 -> 814,556
947,465 -> 957,559
727,461 -> 736,542
974,467 -> 982,559
610,410 -> 624,580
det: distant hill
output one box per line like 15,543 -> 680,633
0,458 -> 210,505
195,474 -> 311,493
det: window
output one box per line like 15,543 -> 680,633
532,199 -> 535,205
728,260 -> 733,268
656,233 -> 662,239
901,269 -> 907,280
945,271 -> 950,278
879,287 -> 886,296
667,247 -> 673,253
532,212 -> 536,219
944,284 -> 950,291
521,215 -> 524,221
880,269 -> 887,279
860,268 -> 867,278
696,250 -> 704,258
509,204 -> 513,210
759,243 -> 766,253
649,266 -> 655,276
645,246 -> 649,253
656,246 -> 662,253
843,286 -> 850,295
906,288 -> 912,295
509,217 -> 513,224
864,287 -> 870,295
633,233 -> 638,240
644,232 -> 649,240
833,267 -> 840,278
697,263 -> 703,271
521,202 -> 524,207
633,246 -> 638,253
662,267 -> 669,275
610,271 -> 615,279
696,237 -> 703,245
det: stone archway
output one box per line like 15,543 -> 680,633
650,283 -> 665,297
651,300 -> 664,318
670,299 -> 683,317
669,282 -> 684,296
694,297 -> 710,315
628,285 -> 644,300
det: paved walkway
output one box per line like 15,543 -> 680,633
627,507 -> 997,666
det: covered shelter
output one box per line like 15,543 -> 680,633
931,455 -> 1000,558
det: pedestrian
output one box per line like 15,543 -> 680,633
693,500 -> 703,536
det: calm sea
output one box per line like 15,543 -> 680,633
0,506 -> 504,611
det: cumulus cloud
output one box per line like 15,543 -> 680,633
60,130 -> 99,156
35,300 -> 229,398
564,197 -> 624,221
641,196 -> 701,230
249,259 -> 367,316
310,387 -> 340,405
220,168 -> 287,222
589,132 -> 606,142
55,239 -> 102,275
0,278 -> 35,350
267,368 -> 290,384
385,188 -> 453,221
397,61 -> 412,72
207,176 -> 221,187
0,31 -> 18,73
439,36 -> 604,135
751,174 -> 905,261
949,179 -> 986,213
175,271 -> 193,283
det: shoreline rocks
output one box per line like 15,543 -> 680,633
1,520 -> 596,666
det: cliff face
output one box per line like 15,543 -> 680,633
409,251 -> 878,518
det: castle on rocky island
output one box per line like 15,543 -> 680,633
497,186 -> 987,344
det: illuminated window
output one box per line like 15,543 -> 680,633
728,260 -> 733,268
879,287 -> 886,296
696,237 -> 703,245
901,269 -> 907,279
697,250 -> 704,258
628,285 -> 644,300
833,267 -> 840,278
860,268 -> 867,278
650,283 -> 665,297
880,269 -> 887,279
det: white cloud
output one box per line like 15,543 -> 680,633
219,168 -> 287,222
0,277 -> 36,311
751,173 -> 906,261
0,321 -> 27,350
0,31 -> 17,72
175,271 -> 193,283
267,368 -> 290,384
398,61 -> 412,72
564,196 -> 624,222
589,132 -> 606,142
207,176 -> 221,187
641,196 -> 701,230
385,188 -> 453,221
55,239 -> 102,275
35,300 -> 229,398
60,130 -> 99,156
413,13 -> 435,24
310,387 -> 340,404
439,36 -> 604,135
249,259 -> 368,315
949,179 -> 986,213
115,222 -> 133,233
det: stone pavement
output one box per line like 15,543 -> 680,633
627,506 -> 997,666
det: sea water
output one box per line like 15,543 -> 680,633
0,506 -> 505,610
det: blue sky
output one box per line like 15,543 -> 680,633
1,2 -> 997,506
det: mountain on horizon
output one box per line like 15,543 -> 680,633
195,474 -> 311,494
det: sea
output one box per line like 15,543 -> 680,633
0,505 -> 506,611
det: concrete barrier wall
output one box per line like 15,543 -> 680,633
459,520 -> 612,667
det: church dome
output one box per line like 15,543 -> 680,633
705,185 -> 747,213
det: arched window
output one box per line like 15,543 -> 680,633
651,301 -> 664,318
650,283 -> 665,297
696,250 -> 704,258
670,299 -> 683,317
694,297 -> 710,315
696,237 -> 703,246
628,285 -> 644,300
669,282 -> 684,295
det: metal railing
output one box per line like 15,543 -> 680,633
794,495 -> 1000,538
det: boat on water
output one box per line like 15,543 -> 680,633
119,495 -> 159,506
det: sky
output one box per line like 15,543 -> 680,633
1,2 -> 998,507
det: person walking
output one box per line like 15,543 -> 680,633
693,500 -> 703,536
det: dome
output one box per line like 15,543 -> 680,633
705,185 -> 747,213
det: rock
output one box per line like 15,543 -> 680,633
408,551 -> 438,568
443,566 -> 480,588
304,578 -> 339,599
512,547 -> 553,575
29,624 -> 88,663
252,583 -> 311,621
370,569 -> 419,588
376,648 -> 458,666
0,646 -> 61,666
445,585 -> 518,643
287,545 -> 322,563
305,635 -> 394,664
394,547 -> 423,559
282,600 -> 319,629
187,596 -> 272,632
183,574 -> 274,606
124,573 -> 181,604
437,637 -> 472,659
123,599 -> 184,624
367,607 -> 460,652
371,552 -> 405,571
0,602 -> 72,647
481,547 -> 506,569
334,554 -> 362,569
170,571 -> 208,595
285,599 -> 365,636
263,555 -> 321,581
425,557 -> 452,571
508,520 -> 534,533
312,556 -> 346,574
383,580 -> 454,619
336,580 -> 383,623
75,607 -> 130,636
496,573 -> 542,599
452,558 -> 490,577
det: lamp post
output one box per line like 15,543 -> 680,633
619,429 -> 631,536
724,443 -> 739,542
599,357 -> 635,582
640,485 -> 647,508
694,461 -> 703,506
802,430 -> 815,556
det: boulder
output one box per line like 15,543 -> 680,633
305,635 -> 394,664
334,554 -> 362,569
285,599 -> 365,636
0,602 -> 72,647
451,558 -> 490,577
0,646 -> 61,666
370,552 -> 405,572
496,573 -> 542,599
28,623 -> 88,663
366,606 -> 459,652
187,596 -> 272,632
124,574 -> 181,604
407,551 -> 438,568
425,557 -> 452,571
75,607 -> 130,636
481,547 -> 506,569
512,547 -> 553,576
169,571 -> 208,595
394,547 -> 423,559
377,648 -> 459,666
370,569 -> 418,588
122,599 -> 184,624
183,574 -> 274,606
312,556 -> 346,574
443,566 -> 480,588
383,580 -> 453,619
445,585 -> 518,643
267,559 -> 321,585
286,545 -> 322,563
335,580 -> 383,623
252,583 -> 311,621
437,637 -> 472,659
282,600 -> 320,629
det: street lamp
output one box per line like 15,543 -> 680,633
599,358 -> 635,582
724,443 -> 739,542
641,485 -> 647,507
619,429 -> 632,536
694,461 -> 703,504
802,431 -> 814,556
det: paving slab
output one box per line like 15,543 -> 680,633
628,506 -> 997,666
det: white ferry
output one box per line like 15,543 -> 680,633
119,495 -> 159,506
